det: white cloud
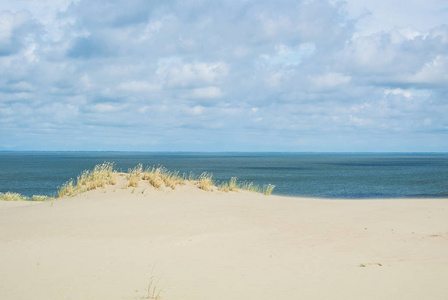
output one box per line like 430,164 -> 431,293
259,43 -> 315,67
191,86 -> 223,99
0,0 -> 447,151
187,105 -> 205,115
117,81 -> 161,92
341,0 -> 448,36
0,10 -> 38,56
407,55 -> 448,85
384,88 -> 412,98
90,103 -> 123,113
312,72 -> 351,88
156,60 -> 229,88
138,20 -> 163,41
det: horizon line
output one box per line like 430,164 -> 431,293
1,150 -> 447,154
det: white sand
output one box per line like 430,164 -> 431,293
1,179 -> 447,300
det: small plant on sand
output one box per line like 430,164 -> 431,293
147,266 -> 163,300
229,177 -> 238,191
239,181 -> 256,192
235,181 -> 276,195
218,177 -> 239,192
263,184 -> 276,195
218,182 -> 230,192
217,177 -> 275,195
198,172 -> 214,191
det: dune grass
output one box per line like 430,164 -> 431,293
127,164 -> 143,187
4,162 -> 275,201
142,166 -> 185,190
198,172 -> 214,191
53,162 -> 276,198
218,177 -> 238,192
58,162 -> 116,197
263,184 -> 276,195
0,192 -> 53,201
218,177 -> 275,195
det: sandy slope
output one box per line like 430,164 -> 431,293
1,179 -> 447,300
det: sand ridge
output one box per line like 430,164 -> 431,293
1,182 -> 447,299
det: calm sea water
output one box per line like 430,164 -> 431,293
0,152 -> 447,199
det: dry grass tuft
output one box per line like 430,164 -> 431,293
142,166 -> 185,190
198,172 -> 214,191
127,164 -> 142,187
0,192 -> 53,201
58,162 -> 116,197
218,182 -> 230,192
229,177 -> 238,191
58,179 -> 75,198
143,167 -> 164,189
218,177 -> 275,195
263,184 -> 276,195
219,177 -> 240,192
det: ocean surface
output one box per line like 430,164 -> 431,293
0,152 -> 447,199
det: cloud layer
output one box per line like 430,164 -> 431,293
1,0 -> 447,151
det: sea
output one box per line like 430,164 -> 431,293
0,152 -> 447,199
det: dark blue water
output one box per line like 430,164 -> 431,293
0,152 -> 447,199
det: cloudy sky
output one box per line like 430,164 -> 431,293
1,0 -> 447,151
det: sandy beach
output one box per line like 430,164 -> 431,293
1,177 -> 447,300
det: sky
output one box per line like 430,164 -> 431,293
0,0 -> 447,152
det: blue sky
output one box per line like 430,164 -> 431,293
1,0 -> 447,152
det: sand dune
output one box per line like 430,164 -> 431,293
1,178 -> 447,300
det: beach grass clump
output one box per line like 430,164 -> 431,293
0,192 -> 30,201
240,182 -> 261,193
31,195 -> 53,201
218,182 -> 230,192
161,169 -> 184,189
217,178 -> 275,195
58,179 -> 75,198
0,192 -> 53,201
142,166 -> 185,189
77,162 -> 116,191
229,177 -> 238,191
127,164 -> 143,187
198,172 -> 214,191
263,184 -> 275,195
58,162 -> 117,197
143,167 -> 164,189
219,177 -> 239,192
